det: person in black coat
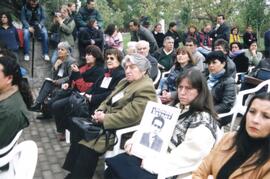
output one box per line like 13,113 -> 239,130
152,23 -> 165,48
78,19 -> 104,61
230,42 -> 249,73
243,26 -> 257,49
165,22 -> 181,49
129,19 -> 158,54
205,51 -> 236,126
84,49 -> 125,115
209,14 -> 230,47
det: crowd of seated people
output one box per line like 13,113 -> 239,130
2,1 -> 270,178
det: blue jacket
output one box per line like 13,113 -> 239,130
0,25 -> 19,51
21,4 -> 45,29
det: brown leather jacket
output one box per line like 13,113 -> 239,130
192,133 -> 270,179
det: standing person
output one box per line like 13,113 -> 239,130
0,12 -> 20,61
152,36 -> 176,71
75,0 -> 103,29
209,14 -> 230,46
21,0 -> 49,61
104,69 -> 221,179
0,56 -> 32,148
62,54 -> 157,179
50,5 -> 76,64
229,26 -> 241,45
193,92 -> 270,179
136,40 -> 158,80
152,23 -> 165,48
104,24 -> 123,52
165,22 -> 181,49
129,19 -> 158,54
243,25 -> 257,49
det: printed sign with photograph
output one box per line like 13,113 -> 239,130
131,101 -> 180,158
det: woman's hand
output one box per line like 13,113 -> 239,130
61,83 -> 69,90
124,138 -> 134,155
92,110 -> 105,123
54,59 -> 63,70
71,64 -> 79,72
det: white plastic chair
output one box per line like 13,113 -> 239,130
0,130 -> 22,156
153,68 -> 162,86
219,79 -> 270,131
105,125 -> 139,159
0,140 -> 38,179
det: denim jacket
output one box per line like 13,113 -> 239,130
21,4 -> 45,29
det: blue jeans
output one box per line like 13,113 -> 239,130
23,27 -> 49,55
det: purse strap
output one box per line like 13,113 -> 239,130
93,128 -> 118,151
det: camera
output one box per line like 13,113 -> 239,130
54,12 -> 61,17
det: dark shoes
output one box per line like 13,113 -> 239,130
29,103 -> 41,112
36,113 -> 52,120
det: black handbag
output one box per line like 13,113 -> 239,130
69,91 -> 90,117
71,117 -> 104,141
70,117 -> 118,149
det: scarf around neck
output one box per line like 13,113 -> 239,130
207,69 -> 225,90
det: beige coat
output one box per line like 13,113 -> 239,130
192,133 -> 270,179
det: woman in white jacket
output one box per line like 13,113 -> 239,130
104,69 -> 222,179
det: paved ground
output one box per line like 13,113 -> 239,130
17,42 -> 104,179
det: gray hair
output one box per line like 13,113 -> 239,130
163,36 -> 174,44
57,41 -> 71,54
122,53 -> 151,73
136,40 -> 150,49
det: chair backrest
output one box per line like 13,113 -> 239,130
153,68 -> 162,86
0,130 -> 23,155
223,79 -> 270,131
0,140 -> 38,179
105,125 -> 139,159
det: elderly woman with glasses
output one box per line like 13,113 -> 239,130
63,53 -> 157,179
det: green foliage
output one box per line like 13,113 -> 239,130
3,0 -> 270,40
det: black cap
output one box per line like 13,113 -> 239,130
204,51 -> 227,63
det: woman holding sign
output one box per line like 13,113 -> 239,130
62,53 -> 157,179
105,69 -> 221,179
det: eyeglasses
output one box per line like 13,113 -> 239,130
185,44 -> 194,47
